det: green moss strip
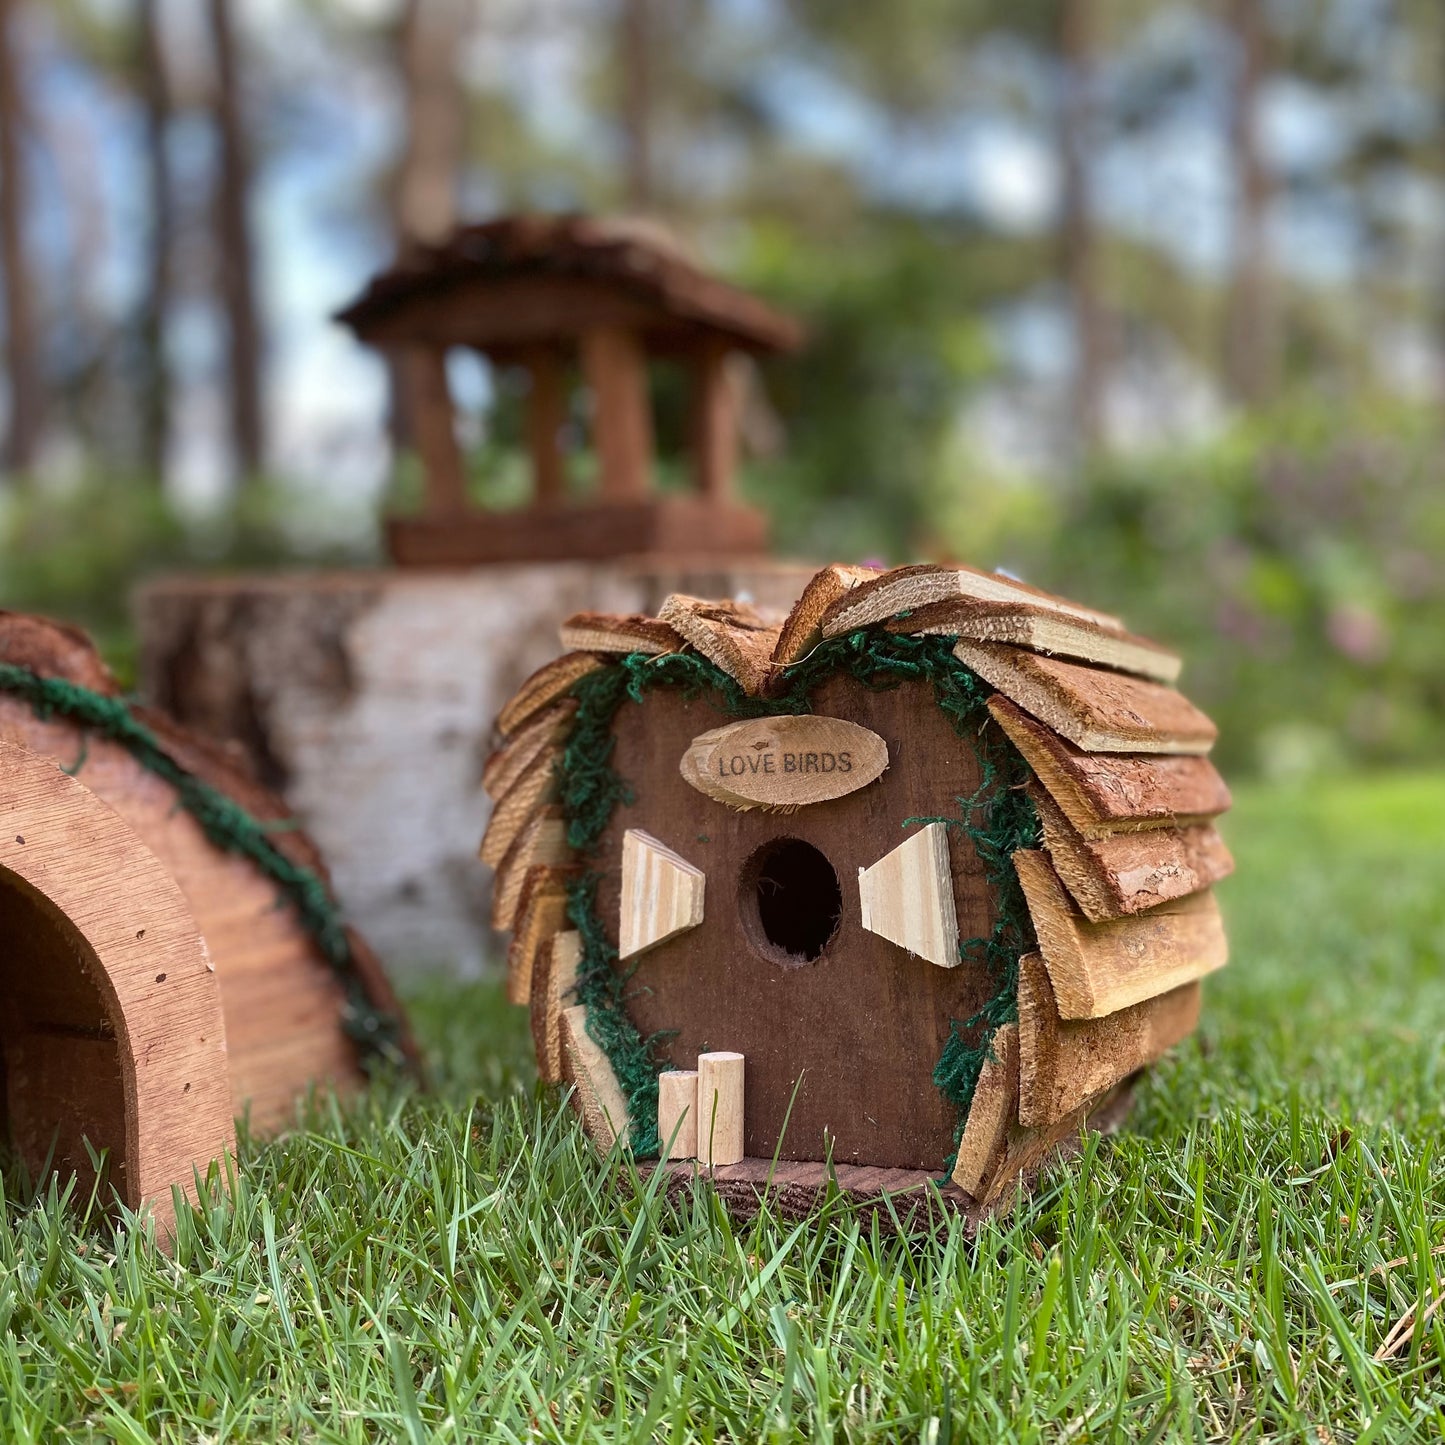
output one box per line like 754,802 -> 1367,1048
0,664 -> 405,1066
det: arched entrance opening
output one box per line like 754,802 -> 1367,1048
0,739 -> 234,1239
0,865 -> 130,1206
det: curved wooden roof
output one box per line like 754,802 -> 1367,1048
337,215 -> 805,356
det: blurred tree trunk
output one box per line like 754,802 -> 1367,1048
1059,0 -> 1104,456
620,0 -> 652,210
207,0 -> 264,481
137,0 -> 172,482
396,0 -> 464,255
0,0 -> 41,477
390,0 -> 466,456
1224,0 -> 1277,406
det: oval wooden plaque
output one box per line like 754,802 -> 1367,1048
680,715 -> 889,810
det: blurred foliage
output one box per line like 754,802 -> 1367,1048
741,215 -> 1007,560
0,478 -> 376,685
927,400 -> 1445,777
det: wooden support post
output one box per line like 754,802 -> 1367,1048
658,1070 -> 699,1159
399,346 -> 468,519
690,344 -> 737,501
524,346 -> 568,506
580,327 -> 653,501
697,1051 -> 744,1166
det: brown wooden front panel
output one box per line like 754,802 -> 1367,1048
596,674 -> 1000,1171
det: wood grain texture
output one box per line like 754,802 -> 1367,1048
618,829 -> 706,960
0,690 -> 404,1134
680,714 -> 889,811
497,652 -> 604,738
950,1023 -> 1018,1197
560,1004 -> 631,1149
478,747 -> 560,869
530,929 -> 581,1085
955,641 -> 1217,754
507,866 -> 577,1006
858,821 -> 960,968
482,701 -> 576,800
656,594 -> 781,696
1012,849 -> 1228,1020
559,612 -> 683,656
697,1052 -> 745,1166
988,697 -> 1232,838
594,674 -> 1000,1170
490,807 -> 570,930
658,1070 -> 699,1159
1030,782 -> 1234,921
820,562 -> 1122,638
888,598 -> 1181,684
771,564 -> 880,669
0,740 -> 234,1239
1017,952 -> 1200,1128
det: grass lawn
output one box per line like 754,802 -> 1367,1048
6,771 -> 1445,1441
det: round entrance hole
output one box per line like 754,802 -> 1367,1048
740,838 -> 843,965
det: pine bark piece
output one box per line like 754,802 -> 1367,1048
507,866 -> 577,1007
0,612 -> 119,692
490,807 -> 570,930
679,714 -> 890,811
1029,783 -> 1234,921
888,598 -> 1181,685
989,696 -> 1232,838
482,701 -> 576,800
820,562 -> 1122,638
1017,952 -> 1199,1128
657,594 -> 781,696
497,652 -> 603,738
658,1070 -> 699,1159
618,829 -> 706,960
479,747 -> 560,868
771,563 -> 880,669
559,611 -> 683,656
980,1096 -> 1100,1212
531,929 -> 581,1085
560,1004 -> 632,1149
858,821 -> 959,968
697,1051 -> 745,1166
1012,849 -> 1227,1019
950,1023 -> 1018,1198
955,641 -> 1217,754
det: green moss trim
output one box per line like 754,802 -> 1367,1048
0,664 -> 406,1067
553,632 -> 1039,1164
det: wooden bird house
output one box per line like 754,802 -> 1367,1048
0,612 -> 414,1232
337,215 -> 804,567
482,563 -> 1233,1224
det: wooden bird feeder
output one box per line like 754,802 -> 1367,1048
482,562 -> 1234,1225
0,612 -> 414,1233
337,215 -> 803,567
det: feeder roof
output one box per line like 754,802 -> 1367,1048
336,215 -> 805,357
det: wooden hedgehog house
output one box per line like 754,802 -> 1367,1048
0,612 -> 414,1237
482,562 -> 1234,1226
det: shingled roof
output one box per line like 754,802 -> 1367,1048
337,215 -> 804,355
481,560 -> 1233,1218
